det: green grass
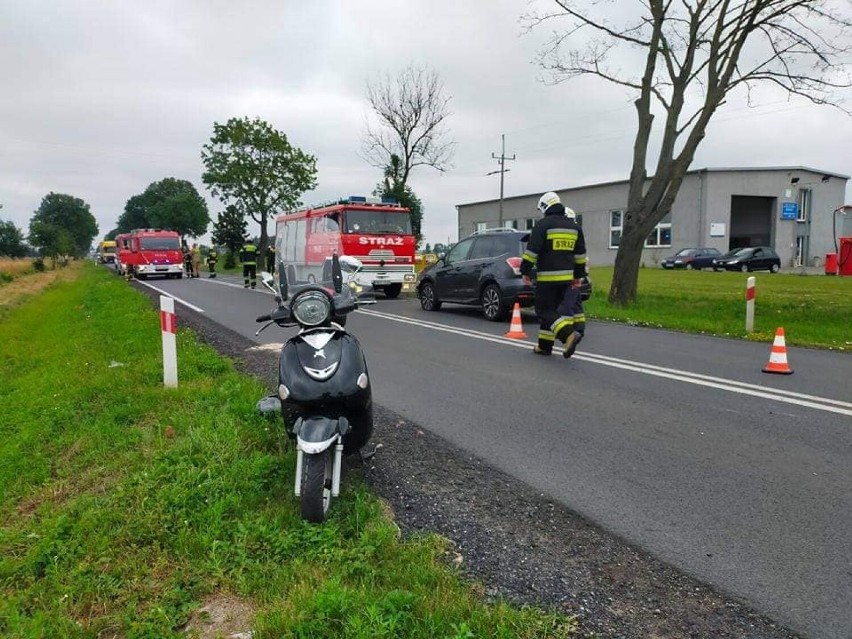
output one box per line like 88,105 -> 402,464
585,266 -> 852,350
0,262 -> 576,639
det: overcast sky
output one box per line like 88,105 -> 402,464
2,0 -> 851,248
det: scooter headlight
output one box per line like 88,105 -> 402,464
291,291 -> 331,326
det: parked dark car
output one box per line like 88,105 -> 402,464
712,246 -> 781,272
661,247 -> 722,270
416,228 -> 591,321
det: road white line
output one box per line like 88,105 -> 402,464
133,281 -> 206,313
358,308 -> 852,417
194,277 -> 270,292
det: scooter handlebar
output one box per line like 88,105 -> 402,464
256,313 -> 272,322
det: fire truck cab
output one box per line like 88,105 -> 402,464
275,196 -> 417,298
115,229 -> 184,279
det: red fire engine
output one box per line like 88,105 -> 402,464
274,196 -> 417,298
115,229 -> 184,279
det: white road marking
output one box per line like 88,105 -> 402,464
134,281 -> 206,313
358,307 -> 852,418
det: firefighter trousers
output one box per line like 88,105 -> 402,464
243,264 -> 257,288
534,281 -> 586,353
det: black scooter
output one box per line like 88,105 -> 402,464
256,254 -> 374,523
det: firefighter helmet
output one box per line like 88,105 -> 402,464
537,191 -> 561,214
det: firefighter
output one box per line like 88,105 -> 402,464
521,191 -> 588,358
206,246 -> 219,278
265,244 -> 276,275
182,243 -> 193,277
240,240 -> 259,289
191,243 -> 202,278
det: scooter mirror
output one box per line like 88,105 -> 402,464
331,254 -> 343,294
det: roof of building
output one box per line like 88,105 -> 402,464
456,166 -> 850,208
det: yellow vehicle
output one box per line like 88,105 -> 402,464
415,252 -> 438,273
97,240 -> 117,264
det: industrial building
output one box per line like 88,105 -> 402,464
456,166 -> 851,268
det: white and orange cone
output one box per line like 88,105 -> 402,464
762,327 -> 793,375
504,302 -> 527,339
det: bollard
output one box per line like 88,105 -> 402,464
160,295 -> 178,387
745,276 -> 755,333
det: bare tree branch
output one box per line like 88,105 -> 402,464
361,65 -> 455,187
525,0 -> 852,305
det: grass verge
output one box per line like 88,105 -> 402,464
585,266 -> 852,350
0,262 -> 576,638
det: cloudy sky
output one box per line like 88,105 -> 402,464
2,0 -> 851,248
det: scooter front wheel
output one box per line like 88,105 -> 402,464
300,450 -> 332,522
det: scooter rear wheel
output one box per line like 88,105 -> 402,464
300,450 -> 332,523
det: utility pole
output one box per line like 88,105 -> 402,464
487,134 -> 516,227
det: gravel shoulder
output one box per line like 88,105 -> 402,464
149,287 -> 803,639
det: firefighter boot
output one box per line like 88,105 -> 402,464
563,331 -> 583,359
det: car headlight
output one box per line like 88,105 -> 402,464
291,291 -> 331,326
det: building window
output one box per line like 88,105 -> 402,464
797,189 -> 811,222
645,213 -> 672,248
474,221 -> 487,233
504,219 -> 518,229
609,210 -> 623,248
525,218 -> 535,230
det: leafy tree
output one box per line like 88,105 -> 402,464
528,0 -> 852,305
362,65 -> 455,186
211,205 -> 248,268
0,219 -> 28,257
145,178 -> 210,238
373,154 -> 424,246
28,192 -> 98,259
116,193 -> 153,233
117,179 -> 209,238
28,221 -> 75,266
201,116 -> 318,259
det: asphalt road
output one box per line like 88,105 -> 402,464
138,273 -> 852,639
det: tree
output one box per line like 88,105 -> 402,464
28,221 -> 75,266
362,64 -> 455,188
528,1 -> 852,305
28,192 -> 98,259
145,178 -> 210,238
201,116 -> 318,260
373,154 -> 425,246
0,219 -> 28,257
117,178 -> 209,238
211,205 -> 248,268
116,193 -> 153,233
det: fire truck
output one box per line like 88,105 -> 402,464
274,196 -> 417,298
115,229 -> 184,279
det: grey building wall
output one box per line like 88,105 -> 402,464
456,167 -> 849,268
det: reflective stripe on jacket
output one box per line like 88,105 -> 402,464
520,207 -> 587,282
240,244 -> 258,265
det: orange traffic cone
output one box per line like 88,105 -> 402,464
504,302 -> 527,339
762,327 -> 793,375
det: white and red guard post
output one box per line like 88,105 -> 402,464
745,276 -> 756,333
160,295 -> 178,388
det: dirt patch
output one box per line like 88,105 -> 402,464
0,262 -> 81,309
183,593 -> 256,639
